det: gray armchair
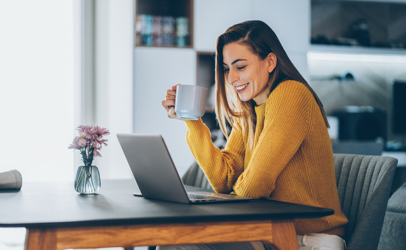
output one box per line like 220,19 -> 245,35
378,182 -> 406,249
333,154 -> 397,250
182,154 -> 398,250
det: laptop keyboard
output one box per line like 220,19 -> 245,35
188,193 -> 224,200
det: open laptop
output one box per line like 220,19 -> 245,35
117,133 -> 252,204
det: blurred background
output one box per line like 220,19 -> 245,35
1,0 -> 406,249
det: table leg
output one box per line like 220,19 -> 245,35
265,220 -> 299,250
25,228 -> 57,250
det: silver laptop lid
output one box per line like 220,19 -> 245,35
117,134 -> 190,203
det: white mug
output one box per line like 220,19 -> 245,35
175,85 -> 208,120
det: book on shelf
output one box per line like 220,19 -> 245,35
136,14 -> 189,47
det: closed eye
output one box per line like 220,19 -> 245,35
237,66 -> 246,70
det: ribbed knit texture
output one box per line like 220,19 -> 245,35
185,80 -> 348,235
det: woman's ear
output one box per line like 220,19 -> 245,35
266,53 -> 277,73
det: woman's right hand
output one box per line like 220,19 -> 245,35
162,84 -> 181,119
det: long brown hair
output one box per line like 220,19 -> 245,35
215,20 -> 329,147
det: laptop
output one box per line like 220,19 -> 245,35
117,133 -> 252,204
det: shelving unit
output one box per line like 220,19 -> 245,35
311,0 -> 406,51
309,44 -> 406,56
196,52 -> 218,131
308,0 -> 406,149
135,0 -> 193,48
196,52 -> 215,91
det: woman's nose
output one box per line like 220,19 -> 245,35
227,69 -> 239,84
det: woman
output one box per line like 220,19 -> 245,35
161,20 -> 348,250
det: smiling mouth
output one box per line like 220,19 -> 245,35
235,83 -> 249,91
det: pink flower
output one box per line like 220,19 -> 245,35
68,136 -> 87,149
93,150 -> 101,157
95,126 -> 110,136
78,125 -> 110,146
69,125 -> 109,165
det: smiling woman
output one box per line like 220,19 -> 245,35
222,43 -> 277,105
0,0 -> 74,182
161,20 -> 348,250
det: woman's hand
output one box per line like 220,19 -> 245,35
162,84 -> 182,119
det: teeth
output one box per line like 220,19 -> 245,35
236,83 -> 248,91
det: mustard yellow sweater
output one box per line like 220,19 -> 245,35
184,80 -> 348,235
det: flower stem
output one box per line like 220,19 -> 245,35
75,166 -> 85,190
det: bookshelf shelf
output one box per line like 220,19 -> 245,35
311,0 -> 406,51
135,0 -> 193,48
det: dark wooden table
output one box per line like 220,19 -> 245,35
0,180 -> 333,250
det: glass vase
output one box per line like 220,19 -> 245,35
74,165 -> 101,194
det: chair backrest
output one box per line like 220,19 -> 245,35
181,161 -> 213,191
334,154 -> 397,250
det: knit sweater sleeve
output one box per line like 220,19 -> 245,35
185,81 -> 312,197
185,119 -> 246,194
233,82 -> 311,198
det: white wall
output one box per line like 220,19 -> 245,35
251,0 -> 310,82
93,0 -> 134,179
194,0 -> 310,52
194,0 -> 252,52
133,48 -> 197,176
0,0 -> 75,181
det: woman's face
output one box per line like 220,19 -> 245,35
222,42 -> 276,105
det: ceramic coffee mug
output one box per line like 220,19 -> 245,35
175,85 -> 208,120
